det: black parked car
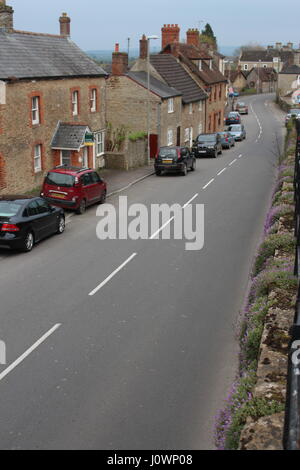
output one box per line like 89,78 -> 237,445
192,133 -> 222,158
154,146 -> 196,176
225,111 -> 241,125
0,196 -> 65,252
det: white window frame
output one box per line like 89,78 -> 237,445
167,129 -> 173,146
32,96 -> 40,125
72,90 -> 79,116
168,98 -> 174,113
34,144 -> 42,173
60,150 -> 71,166
199,60 -> 202,71
90,88 -> 97,113
95,131 -> 105,156
189,127 -> 193,147
243,64 -> 248,71
184,128 -> 190,143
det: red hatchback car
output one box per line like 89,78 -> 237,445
41,166 -> 107,214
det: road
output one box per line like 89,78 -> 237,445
0,93 -> 285,450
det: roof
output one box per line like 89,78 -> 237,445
150,54 -> 208,104
163,43 -> 212,60
225,70 -> 247,82
127,71 -> 182,98
51,123 -> 91,151
240,49 -> 294,63
178,52 -> 227,85
0,30 -> 107,80
280,64 -> 300,74
247,67 -> 277,81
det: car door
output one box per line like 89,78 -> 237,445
36,198 -> 58,237
90,172 -> 106,201
25,200 -> 46,242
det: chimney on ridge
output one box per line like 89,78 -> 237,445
140,34 -> 148,59
186,28 -> 200,48
112,43 -> 128,76
59,12 -> 71,37
0,0 -> 14,32
161,24 -> 180,50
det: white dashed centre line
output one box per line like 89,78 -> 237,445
229,159 -> 237,166
203,179 -> 215,190
217,168 -> 227,176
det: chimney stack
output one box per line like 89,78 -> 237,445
112,44 -> 128,76
59,12 -> 71,37
0,0 -> 14,32
140,34 -> 148,59
161,24 -> 180,50
186,28 -> 200,48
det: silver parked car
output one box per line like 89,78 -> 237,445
227,124 -> 246,141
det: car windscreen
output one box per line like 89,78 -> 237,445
46,172 -> 75,187
291,109 -> 300,114
159,148 -> 177,157
228,125 -> 242,131
0,201 -> 22,217
197,135 -> 216,142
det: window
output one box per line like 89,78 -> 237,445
34,144 -> 42,173
244,64 -> 248,71
81,173 -> 92,186
184,128 -> 190,142
72,90 -> 79,116
168,98 -> 174,113
95,131 -> 105,156
189,127 -> 193,147
189,103 -> 193,115
90,88 -> 97,113
167,129 -> 173,146
36,199 -> 51,214
199,101 -> 203,112
60,150 -> 71,166
27,201 -> 39,217
32,96 -> 40,125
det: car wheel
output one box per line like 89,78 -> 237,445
57,215 -> 65,234
100,190 -> 107,204
20,231 -> 34,253
76,199 -> 86,215
181,164 -> 188,176
155,170 -> 162,176
190,160 -> 196,171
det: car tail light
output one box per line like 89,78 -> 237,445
225,138 -> 228,142
1,223 -> 20,232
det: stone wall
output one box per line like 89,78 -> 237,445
103,138 -> 148,171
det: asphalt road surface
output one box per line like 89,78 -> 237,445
0,93 -> 285,450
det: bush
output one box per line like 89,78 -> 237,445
264,204 -> 294,234
253,233 -> 295,276
128,131 -> 147,142
250,269 -> 297,301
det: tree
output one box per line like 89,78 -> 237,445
200,23 -> 217,50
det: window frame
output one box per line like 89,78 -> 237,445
95,131 -> 105,156
168,98 -> 174,114
167,129 -> 173,146
72,90 -> 79,116
34,144 -> 42,173
90,88 -> 97,113
31,96 -> 40,125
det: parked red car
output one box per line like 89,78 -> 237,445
41,166 -> 107,214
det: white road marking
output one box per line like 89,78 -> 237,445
0,324 -> 61,383
217,168 -> 227,176
203,179 -> 215,190
182,193 -> 199,209
150,218 -> 175,240
229,159 -> 237,166
89,253 -> 137,296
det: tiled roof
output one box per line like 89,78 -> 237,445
164,43 -> 212,60
240,49 -> 293,63
225,70 -> 247,82
179,52 -> 227,85
51,123 -> 90,151
247,67 -> 277,81
0,31 -> 107,80
150,54 -> 208,104
127,71 -> 182,98
280,64 -> 300,74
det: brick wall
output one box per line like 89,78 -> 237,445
0,76 -> 106,194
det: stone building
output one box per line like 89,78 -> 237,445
246,67 -> 278,93
238,46 -> 294,73
106,41 -> 183,159
0,1 -> 107,194
157,25 -> 227,133
225,69 -> 248,93
278,64 -> 300,103
131,30 -> 208,144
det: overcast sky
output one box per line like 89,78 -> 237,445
8,0 -> 300,52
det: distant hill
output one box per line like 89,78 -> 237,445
87,46 -> 239,62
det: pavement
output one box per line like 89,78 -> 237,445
0,93 -> 286,450
98,165 -> 155,197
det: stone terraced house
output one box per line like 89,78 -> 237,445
0,1 -> 107,194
